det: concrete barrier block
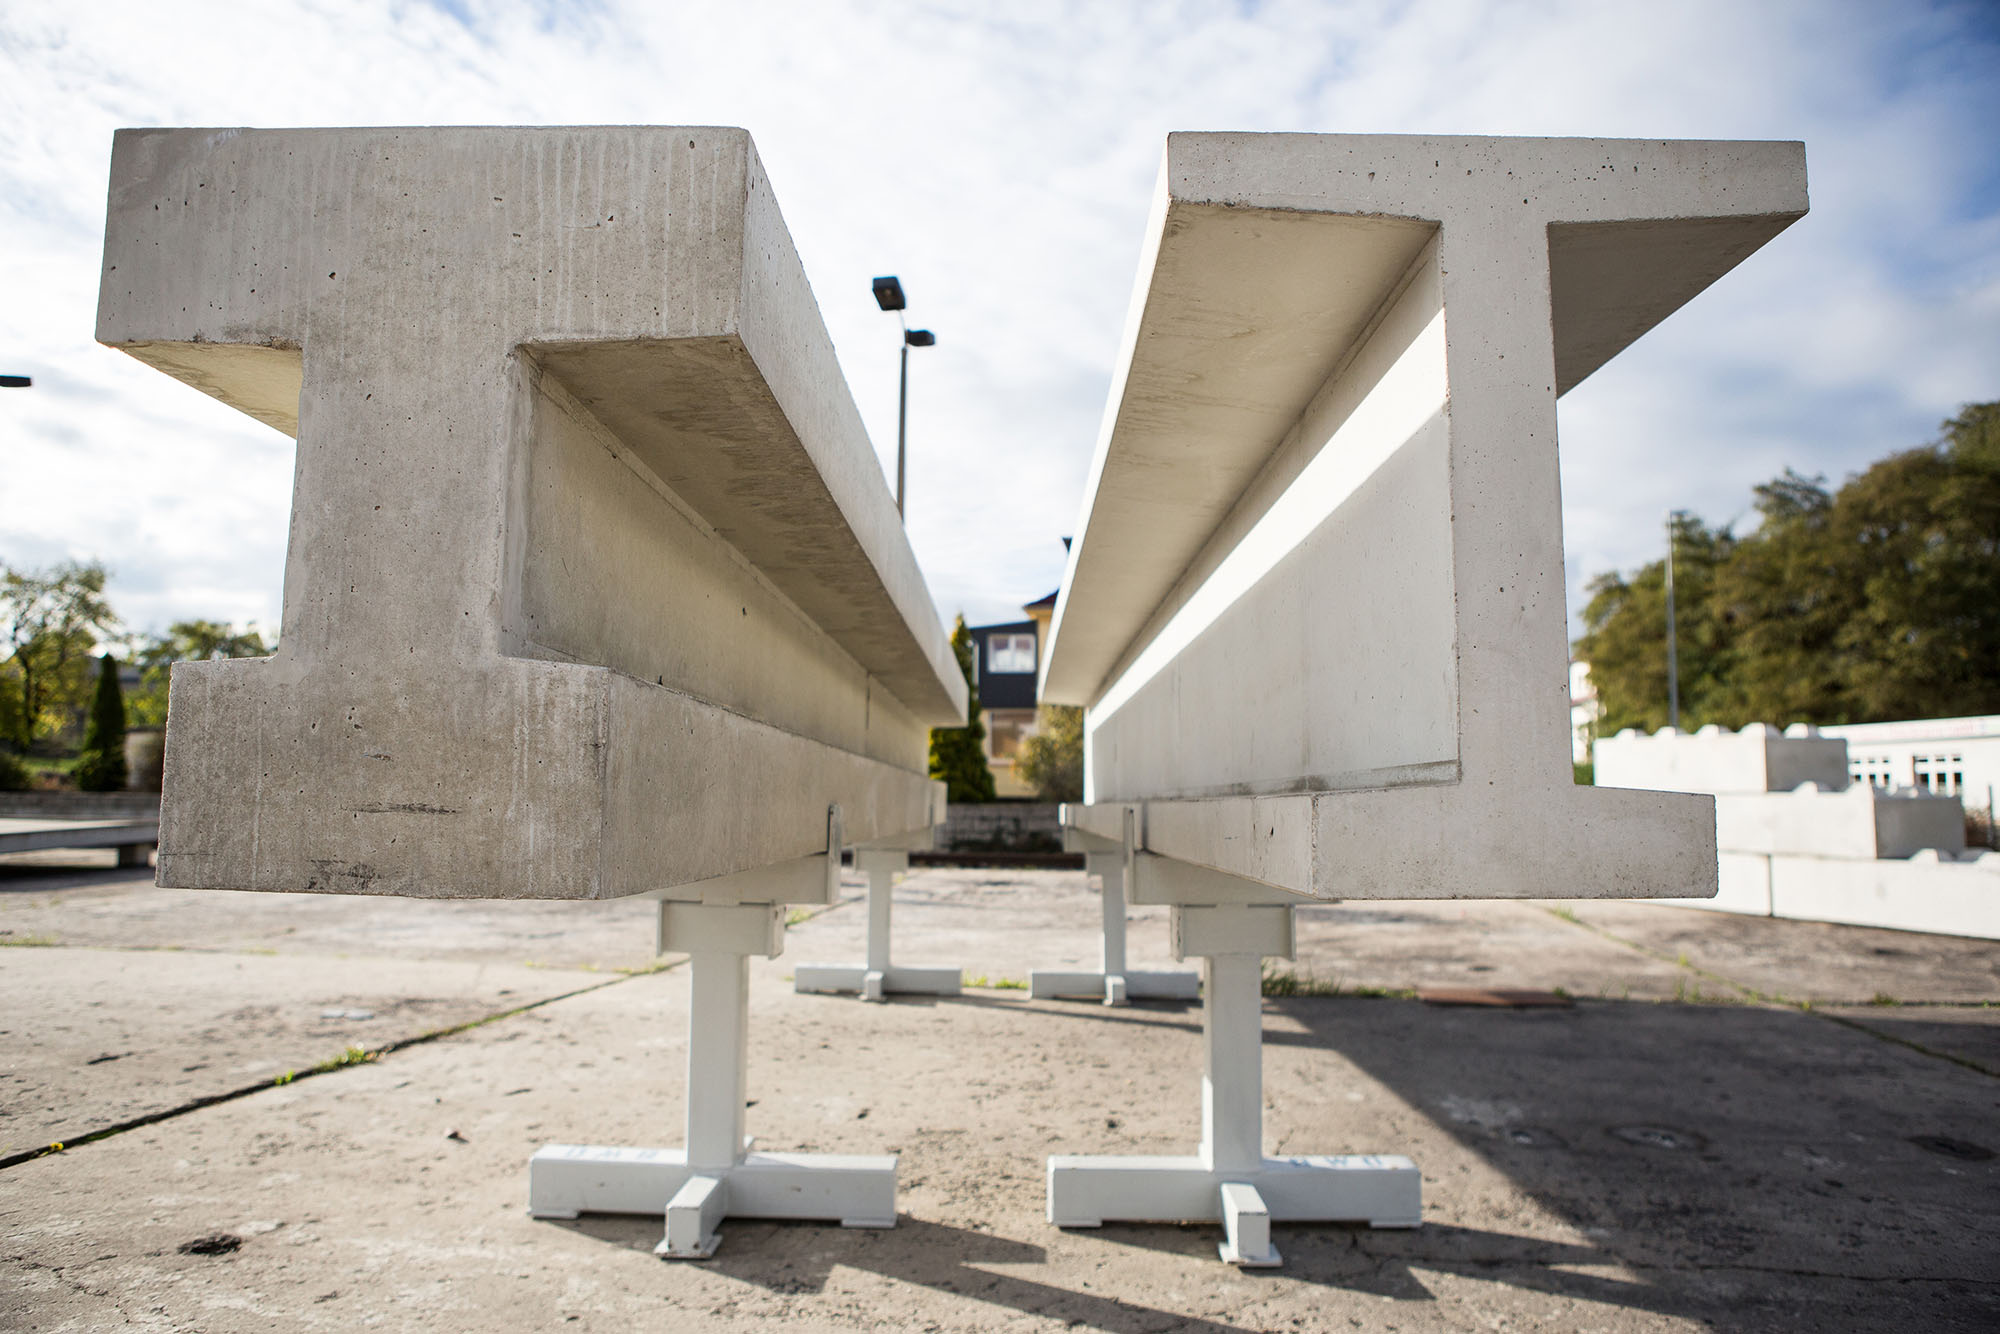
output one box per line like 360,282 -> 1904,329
1596,724 -> 1851,795
1767,853 -> 2000,941
1715,785 -> 1965,860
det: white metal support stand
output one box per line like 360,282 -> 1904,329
1030,815 -> 1198,1004
1046,854 -> 1421,1267
794,848 -> 961,1001
529,812 -> 898,1258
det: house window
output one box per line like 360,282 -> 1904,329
1851,755 -> 1894,790
1913,754 -> 1964,796
987,632 -> 1036,674
987,710 -> 1034,759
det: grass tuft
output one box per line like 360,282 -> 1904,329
1261,963 -> 1413,999
312,1045 -> 378,1074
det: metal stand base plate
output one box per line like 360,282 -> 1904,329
530,1144 -> 897,1257
1028,969 -> 1200,1004
794,962 -> 962,999
1047,1151 -> 1422,1259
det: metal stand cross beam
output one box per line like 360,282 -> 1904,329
529,897 -> 896,1258
794,848 -> 961,1001
1047,867 -> 1420,1267
1031,826 -> 1198,1005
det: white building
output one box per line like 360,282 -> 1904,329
1819,714 -> 2000,822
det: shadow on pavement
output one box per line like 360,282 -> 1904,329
1256,994 -> 2000,1331
552,1213 -> 1263,1334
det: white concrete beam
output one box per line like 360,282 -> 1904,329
1046,134 -> 1807,901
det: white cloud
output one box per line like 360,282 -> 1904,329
1,0 -> 1994,652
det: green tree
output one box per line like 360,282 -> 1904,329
928,615 -> 996,803
0,657 -> 25,789
127,619 -> 271,728
1577,401 -> 2000,733
1013,703 -> 1084,803
1575,513 -> 1738,735
1830,401 -> 2000,719
1706,470 -> 1855,724
1,560 -> 117,749
0,659 -> 24,753
74,654 -> 128,791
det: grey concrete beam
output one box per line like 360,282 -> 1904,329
98,127 -> 961,899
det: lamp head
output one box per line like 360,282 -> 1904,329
904,329 -> 935,348
871,276 -> 906,312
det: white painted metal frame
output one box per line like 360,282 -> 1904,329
1030,810 -> 1198,1005
1046,842 -> 1420,1265
530,809 -> 898,1258
794,841 -> 962,1002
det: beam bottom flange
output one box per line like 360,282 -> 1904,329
1027,969 -> 1201,1005
529,1143 -> 897,1256
1047,1152 -> 1421,1239
793,962 -> 962,999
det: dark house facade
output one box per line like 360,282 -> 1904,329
967,591 -> 1055,797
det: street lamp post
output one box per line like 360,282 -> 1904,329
1664,509 -> 1681,730
871,276 -> 934,521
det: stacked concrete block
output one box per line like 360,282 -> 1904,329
1599,725 -> 1995,938
1767,849 -> 2000,938
1594,723 -> 1848,795
1716,783 -> 1964,861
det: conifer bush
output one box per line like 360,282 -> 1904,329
73,653 -> 127,791
928,616 -> 996,803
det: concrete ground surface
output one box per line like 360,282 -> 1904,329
2,852 -> 1996,1332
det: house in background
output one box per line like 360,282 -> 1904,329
1820,714 -> 2000,822
968,589 -> 1056,798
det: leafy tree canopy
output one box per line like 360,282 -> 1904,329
0,560 -> 116,749
1014,704 -> 1084,803
928,615 -> 996,803
126,619 -> 272,728
1576,401 -> 2000,735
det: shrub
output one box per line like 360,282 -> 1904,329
74,654 -> 127,792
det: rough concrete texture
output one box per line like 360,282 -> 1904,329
1047,135 -> 1810,902
5,851 -> 1996,1331
96,127 -> 964,899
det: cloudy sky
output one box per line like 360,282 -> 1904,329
2,0 -> 1995,649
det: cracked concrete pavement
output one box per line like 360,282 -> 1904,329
3,849 -> 1996,1331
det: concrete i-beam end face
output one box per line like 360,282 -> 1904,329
100,127 -> 965,899
1046,133 -> 1805,901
